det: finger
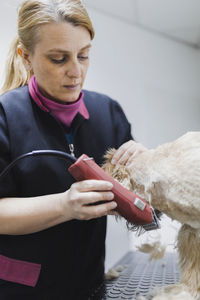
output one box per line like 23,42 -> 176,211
117,145 -> 136,165
111,141 -> 134,164
126,146 -> 148,166
108,210 -> 120,216
83,201 -> 117,219
81,191 -> 114,205
72,180 -> 113,192
125,150 -> 139,166
115,141 -> 139,165
114,142 -> 147,166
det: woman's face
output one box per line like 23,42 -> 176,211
26,22 -> 91,103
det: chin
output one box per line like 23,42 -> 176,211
50,92 -> 80,104
62,91 -> 81,103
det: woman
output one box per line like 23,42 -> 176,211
0,0 -> 144,299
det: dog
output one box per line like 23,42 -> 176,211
102,131 -> 200,300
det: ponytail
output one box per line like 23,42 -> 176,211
0,36 -> 32,95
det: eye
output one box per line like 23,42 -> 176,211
50,56 -> 67,64
78,54 -> 89,61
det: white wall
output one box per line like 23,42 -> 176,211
83,7 -> 200,270
0,2 -> 200,272
84,8 -> 200,149
0,2 -> 18,86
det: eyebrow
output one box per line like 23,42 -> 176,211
48,44 -> 92,53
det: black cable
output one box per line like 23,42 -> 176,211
0,150 -> 77,179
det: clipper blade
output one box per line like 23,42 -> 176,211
142,208 -> 160,231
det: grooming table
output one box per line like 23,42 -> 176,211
101,251 -> 180,300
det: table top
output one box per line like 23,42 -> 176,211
103,251 -> 180,300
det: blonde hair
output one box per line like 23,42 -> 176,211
0,0 -> 94,95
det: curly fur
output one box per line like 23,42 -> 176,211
102,151 -> 142,232
102,132 -> 200,300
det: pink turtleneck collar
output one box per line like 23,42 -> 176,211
28,75 -> 89,129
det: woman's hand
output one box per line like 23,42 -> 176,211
61,180 -> 117,221
111,140 -> 147,166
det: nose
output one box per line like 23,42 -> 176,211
66,59 -> 81,78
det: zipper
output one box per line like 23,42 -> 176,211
42,111 -> 82,158
66,133 -> 75,157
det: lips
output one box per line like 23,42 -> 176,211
63,84 -> 80,89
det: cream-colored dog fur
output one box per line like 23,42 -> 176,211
102,131 -> 200,300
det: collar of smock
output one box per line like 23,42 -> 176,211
28,75 -> 89,128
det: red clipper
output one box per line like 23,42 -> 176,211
68,154 -> 160,230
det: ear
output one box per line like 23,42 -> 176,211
17,47 -> 32,71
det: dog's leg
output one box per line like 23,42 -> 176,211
177,224 -> 200,300
150,283 -> 195,299
141,225 -> 200,300
151,225 -> 200,300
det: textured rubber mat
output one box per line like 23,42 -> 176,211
104,251 -> 180,300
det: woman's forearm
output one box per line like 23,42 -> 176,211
0,180 -> 116,235
0,192 -> 68,235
